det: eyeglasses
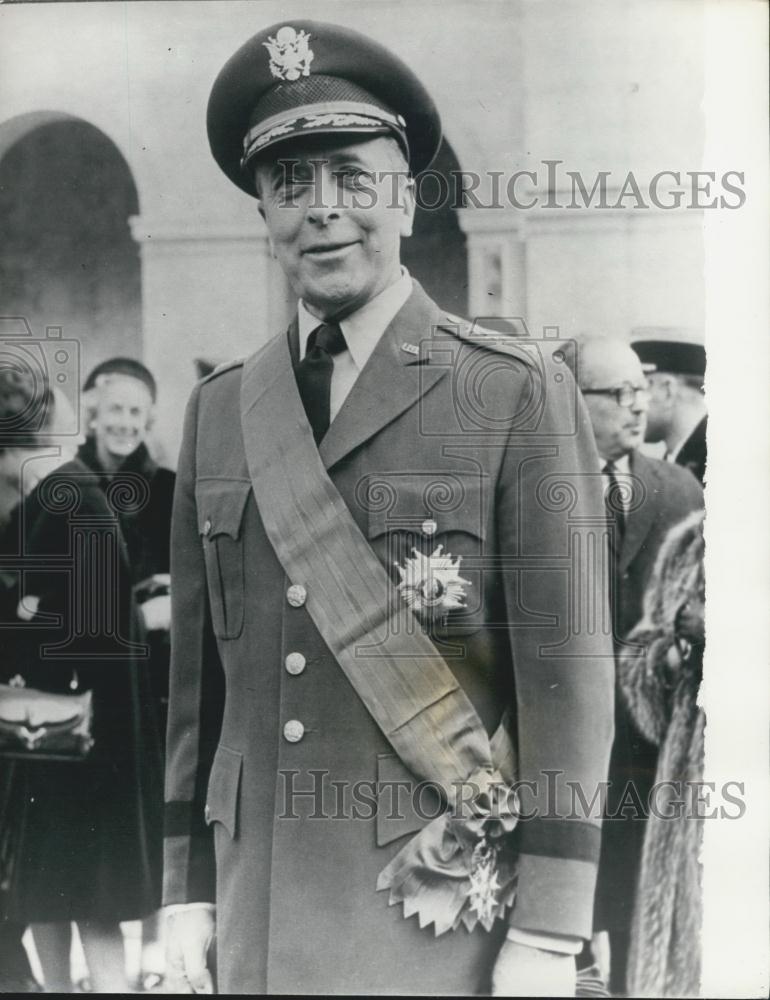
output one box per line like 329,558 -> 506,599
583,382 -> 650,408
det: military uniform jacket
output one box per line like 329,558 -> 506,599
163,284 -> 615,994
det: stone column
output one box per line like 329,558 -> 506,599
455,209 -> 527,326
129,216 -> 293,466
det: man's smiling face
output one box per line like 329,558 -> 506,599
255,134 -> 415,320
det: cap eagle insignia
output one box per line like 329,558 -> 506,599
264,26 -> 314,81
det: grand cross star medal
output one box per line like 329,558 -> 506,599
263,26 -> 314,81
466,836 -> 502,930
395,545 -> 471,624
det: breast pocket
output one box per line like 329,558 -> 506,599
362,472 -> 488,638
196,479 -> 252,640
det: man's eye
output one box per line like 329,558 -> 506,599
273,173 -> 312,193
334,168 -> 372,188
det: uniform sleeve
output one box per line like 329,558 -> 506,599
496,356 -> 615,940
163,382 -> 225,905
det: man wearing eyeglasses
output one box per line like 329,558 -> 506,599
573,337 -> 703,995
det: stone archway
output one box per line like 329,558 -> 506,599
0,113 -> 142,382
402,138 -> 469,316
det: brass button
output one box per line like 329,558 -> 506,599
203,518 -> 212,536
285,652 -> 306,676
204,804 -> 211,823
286,584 -> 307,608
421,518 -> 437,536
283,720 -> 305,743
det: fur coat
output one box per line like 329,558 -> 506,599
618,510 -> 705,998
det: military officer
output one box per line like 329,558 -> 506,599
164,20 -> 615,996
631,335 -> 707,485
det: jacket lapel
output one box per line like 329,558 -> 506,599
318,282 -> 449,470
240,284 -> 452,477
619,451 -> 659,573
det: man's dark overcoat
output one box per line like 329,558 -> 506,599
676,415 -> 707,486
163,284 -> 616,994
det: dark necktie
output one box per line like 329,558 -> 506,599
294,322 -> 347,443
603,461 -> 626,548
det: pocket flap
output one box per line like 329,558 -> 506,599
364,473 -> 487,541
376,752 -> 443,847
205,744 -> 242,839
196,480 -> 252,540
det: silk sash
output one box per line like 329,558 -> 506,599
240,334 -> 518,933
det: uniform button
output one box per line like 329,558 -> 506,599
421,518 -> 437,536
285,652 -> 306,676
286,584 -> 307,608
283,720 -> 305,743
202,518 -> 212,536
204,804 -> 211,823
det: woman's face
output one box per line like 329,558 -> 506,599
91,376 -> 154,467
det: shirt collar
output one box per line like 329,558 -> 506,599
669,411 -> 706,460
598,452 -> 631,475
297,268 -> 413,370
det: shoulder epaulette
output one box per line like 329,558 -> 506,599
437,312 -> 539,368
200,357 -> 245,385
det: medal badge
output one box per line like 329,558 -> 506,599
263,26 -> 314,82
395,545 -> 471,623
466,835 -> 504,928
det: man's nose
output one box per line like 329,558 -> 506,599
306,166 -> 342,225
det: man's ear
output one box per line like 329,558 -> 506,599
399,177 -> 417,239
257,202 -> 277,257
662,374 -> 680,404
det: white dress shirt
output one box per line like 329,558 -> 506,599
297,268 -> 413,423
599,452 -> 631,514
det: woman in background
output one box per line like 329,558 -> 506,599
0,366 -> 163,992
77,357 -> 175,987
618,510 -> 706,998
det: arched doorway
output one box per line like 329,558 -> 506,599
402,138 -> 468,316
0,115 -> 141,383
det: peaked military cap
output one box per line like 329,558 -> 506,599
207,20 -> 442,197
631,337 -> 706,377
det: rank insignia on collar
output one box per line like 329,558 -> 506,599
263,26 -> 314,81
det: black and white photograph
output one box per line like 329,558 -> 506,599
0,1 -> 767,995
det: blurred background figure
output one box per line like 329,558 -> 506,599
618,511 -> 706,997
0,366 -> 163,992
0,365 -> 59,992
631,335 -> 707,486
572,337 -> 704,995
79,357 -> 175,989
